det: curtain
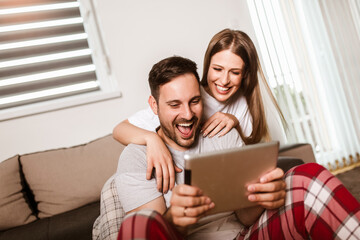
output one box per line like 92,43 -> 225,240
248,0 -> 360,172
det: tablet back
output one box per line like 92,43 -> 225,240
184,141 -> 279,215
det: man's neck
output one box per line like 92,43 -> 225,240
157,128 -> 189,152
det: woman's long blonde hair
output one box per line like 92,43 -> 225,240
201,29 -> 285,144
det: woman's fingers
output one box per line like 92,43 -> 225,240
175,165 -> 183,173
146,161 -> 154,180
201,112 -> 238,137
154,163 -> 163,192
146,138 -> 177,193
161,164 -> 170,193
208,121 -> 227,137
168,165 -> 175,191
202,119 -> 219,137
217,124 -> 233,137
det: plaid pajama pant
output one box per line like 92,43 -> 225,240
118,163 -> 360,240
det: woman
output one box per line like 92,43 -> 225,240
113,29 -> 285,193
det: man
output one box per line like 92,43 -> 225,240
116,56 -> 360,239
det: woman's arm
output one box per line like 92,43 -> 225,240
113,119 -> 156,146
113,120 -> 182,193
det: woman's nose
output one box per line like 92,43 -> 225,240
219,72 -> 230,85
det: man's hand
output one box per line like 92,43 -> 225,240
164,185 -> 215,229
145,133 -> 182,193
247,167 -> 286,209
201,112 -> 239,138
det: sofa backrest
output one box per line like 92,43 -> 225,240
0,134 -> 125,230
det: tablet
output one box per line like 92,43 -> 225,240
184,141 -> 279,215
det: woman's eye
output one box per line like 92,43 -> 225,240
213,67 -> 221,71
232,71 -> 241,75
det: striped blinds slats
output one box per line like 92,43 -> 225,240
0,0 -> 99,110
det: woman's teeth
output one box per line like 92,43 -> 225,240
216,85 -> 230,91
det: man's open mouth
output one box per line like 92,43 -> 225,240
176,122 -> 194,138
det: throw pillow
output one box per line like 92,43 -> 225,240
20,135 -> 125,218
0,155 -> 36,230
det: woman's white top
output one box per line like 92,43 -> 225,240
128,85 -> 286,144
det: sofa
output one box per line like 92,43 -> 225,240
0,133 -> 315,240
0,135 -> 125,240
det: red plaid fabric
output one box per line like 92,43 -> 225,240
239,163 -> 360,239
117,163 -> 360,240
117,209 -> 183,240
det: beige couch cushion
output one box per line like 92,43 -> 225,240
0,155 -> 36,230
20,135 -> 125,218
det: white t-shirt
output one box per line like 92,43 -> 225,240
128,85 -> 286,144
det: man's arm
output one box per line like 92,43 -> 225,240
127,196 -> 167,215
163,185 -> 215,234
127,185 -> 215,235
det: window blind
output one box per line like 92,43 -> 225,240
248,0 -> 360,172
0,0 -> 100,110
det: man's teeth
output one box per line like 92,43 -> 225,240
216,85 -> 230,91
178,123 -> 192,127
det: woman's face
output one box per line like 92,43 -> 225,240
207,49 -> 245,102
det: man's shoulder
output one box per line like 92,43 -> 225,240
210,128 -> 242,144
123,143 -> 147,152
194,129 -> 243,153
120,144 -> 148,160
117,144 -> 147,173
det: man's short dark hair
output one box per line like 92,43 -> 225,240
148,56 -> 200,101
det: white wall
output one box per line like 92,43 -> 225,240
0,0 -> 257,162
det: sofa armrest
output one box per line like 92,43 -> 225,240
279,143 -> 316,164
277,156 -> 304,173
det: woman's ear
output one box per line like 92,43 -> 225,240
148,95 -> 158,115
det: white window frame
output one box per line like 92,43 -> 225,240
0,0 -> 121,121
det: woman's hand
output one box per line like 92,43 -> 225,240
145,133 -> 182,193
164,185 -> 215,229
201,112 -> 239,138
247,167 -> 286,209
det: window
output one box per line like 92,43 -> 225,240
0,0 -> 120,121
247,0 -> 360,172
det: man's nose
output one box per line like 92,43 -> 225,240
181,105 -> 194,119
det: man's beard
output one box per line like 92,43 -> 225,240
159,116 -> 200,149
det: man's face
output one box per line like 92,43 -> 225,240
151,73 -> 203,151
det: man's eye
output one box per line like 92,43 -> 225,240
191,100 -> 200,105
170,104 -> 179,108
